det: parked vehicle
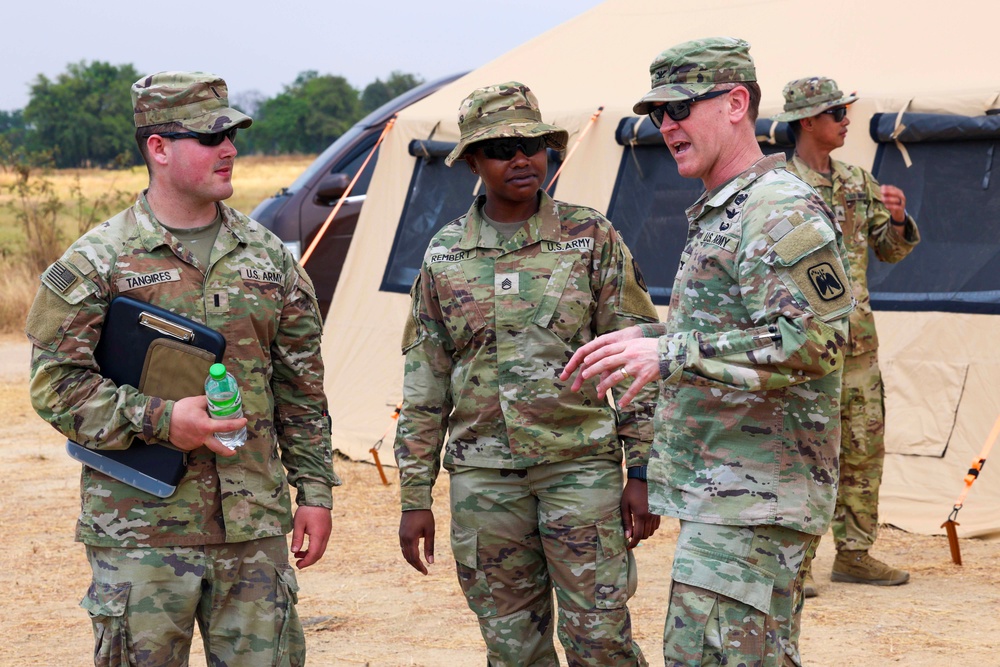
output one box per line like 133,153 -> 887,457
251,72 -> 467,318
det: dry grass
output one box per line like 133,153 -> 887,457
0,155 -> 315,334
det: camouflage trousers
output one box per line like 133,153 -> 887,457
449,458 -> 646,667
663,521 -> 817,667
832,351 -> 886,551
82,536 -> 303,667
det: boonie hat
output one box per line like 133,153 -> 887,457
131,71 -> 253,132
771,76 -> 858,122
444,81 -> 568,167
633,36 -> 756,115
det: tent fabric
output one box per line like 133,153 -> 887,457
870,112 -> 1000,144
320,0 -> 1000,540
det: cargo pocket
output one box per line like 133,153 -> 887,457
594,510 -> 633,610
274,564 -> 305,667
81,581 -> 135,667
450,521 -> 497,618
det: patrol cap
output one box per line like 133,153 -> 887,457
771,76 -> 858,122
445,81 -> 568,167
633,37 -> 756,115
131,71 -> 253,132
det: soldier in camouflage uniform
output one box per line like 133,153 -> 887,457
774,77 -> 919,596
394,81 -> 661,666
25,72 -> 339,666
563,38 -> 853,666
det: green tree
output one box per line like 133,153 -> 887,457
360,71 -> 425,113
251,72 -> 361,154
23,61 -> 140,168
0,109 -> 29,153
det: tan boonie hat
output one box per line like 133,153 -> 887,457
131,71 -> 253,132
771,76 -> 858,122
633,36 -> 756,115
444,81 -> 569,167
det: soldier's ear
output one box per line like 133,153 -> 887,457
146,135 -> 170,167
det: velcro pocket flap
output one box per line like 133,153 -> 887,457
450,520 -> 479,570
81,581 -> 130,618
770,222 -> 833,267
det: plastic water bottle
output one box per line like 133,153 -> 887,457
205,363 -> 247,449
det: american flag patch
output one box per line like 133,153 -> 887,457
44,261 -> 77,293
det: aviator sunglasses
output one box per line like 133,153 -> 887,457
158,127 -> 239,147
648,89 -> 730,128
476,136 -> 548,161
821,106 -> 848,123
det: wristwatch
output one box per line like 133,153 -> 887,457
627,465 -> 648,481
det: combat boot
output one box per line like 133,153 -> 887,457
803,570 -> 818,598
831,550 -> 910,586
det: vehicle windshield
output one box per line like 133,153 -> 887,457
286,125 -> 366,193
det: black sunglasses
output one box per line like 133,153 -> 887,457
159,127 -> 238,147
648,89 -> 730,127
476,137 -> 547,161
821,106 -> 848,123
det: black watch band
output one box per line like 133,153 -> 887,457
627,465 -> 648,481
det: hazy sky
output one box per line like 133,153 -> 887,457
2,0 -> 606,111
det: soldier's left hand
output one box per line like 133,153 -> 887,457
563,335 -> 660,407
621,478 -> 660,549
291,505 -> 332,569
880,184 -> 907,223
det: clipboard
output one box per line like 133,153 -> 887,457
66,295 -> 226,497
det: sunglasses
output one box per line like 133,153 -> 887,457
648,89 -> 730,127
821,106 -> 848,122
158,127 -> 238,147
476,137 -> 547,161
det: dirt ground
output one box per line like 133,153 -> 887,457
1,332 -> 998,666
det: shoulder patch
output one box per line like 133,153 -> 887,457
42,261 -> 79,295
618,243 -> 659,321
772,223 -> 853,321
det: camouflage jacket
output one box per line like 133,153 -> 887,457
26,193 -> 339,548
787,154 -> 920,356
640,154 -> 852,535
394,191 -> 660,511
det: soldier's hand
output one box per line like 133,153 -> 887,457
880,184 -> 907,223
621,478 -> 660,549
292,505 -> 332,569
399,509 -> 435,575
562,331 -> 660,407
561,326 -> 643,391
169,395 -> 242,457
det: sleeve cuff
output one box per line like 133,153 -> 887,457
638,322 -> 669,338
657,332 -> 689,383
295,481 -> 334,509
400,485 -> 434,512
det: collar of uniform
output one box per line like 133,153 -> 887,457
790,152 -> 834,189
829,158 -> 853,193
135,191 -> 249,250
458,190 -> 562,250
689,153 -> 786,219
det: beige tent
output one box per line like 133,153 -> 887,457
321,0 -> 1000,539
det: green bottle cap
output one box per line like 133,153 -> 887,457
209,363 -> 227,380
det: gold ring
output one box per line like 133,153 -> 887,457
620,368 -> 630,380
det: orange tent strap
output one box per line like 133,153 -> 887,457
546,106 -> 604,193
301,115 -> 397,266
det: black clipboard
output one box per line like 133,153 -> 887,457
66,295 -> 226,497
